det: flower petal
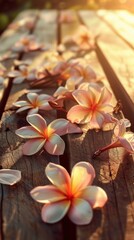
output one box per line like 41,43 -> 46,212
98,87 -> 112,106
90,111 -> 104,129
67,105 -> 91,124
27,92 -> 38,104
26,114 -> 47,134
0,169 -> 21,185
48,119 -> 70,136
23,138 -> 45,155
68,198 -> 93,225
49,119 -> 82,135
13,101 -> 28,107
28,107 -> 39,115
45,163 -> 71,194
30,185 -> 66,203
79,186 -> 108,208
41,200 -> 70,223
72,90 -> 92,107
71,162 -> 95,194
8,70 -> 20,77
16,106 -> 32,113
45,133 -> 65,155
119,134 -> 134,153
16,126 -> 41,138
114,120 -> 126,137
54,86 -> 68,97
38,94 -> 53,102
13,76 -> 25,84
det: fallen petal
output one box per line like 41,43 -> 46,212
0,169 -> 21,185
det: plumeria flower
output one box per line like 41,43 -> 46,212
12,35 -> 44,53
0,51 -> 17,62
73,25 -> 95,50
32,60 -> 79,89
8,65 -> 36,84
69,64 -> 97,84
13,92 -> 54,115
9,17 -> 35,31
67,84 -> 114,129
15,114 -> 82,156
59,10 -> 75,23
30,162 -> 107,225
93,119 -> 134,158
0,169 -> 21,185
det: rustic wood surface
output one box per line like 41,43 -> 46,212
0,9 -> 134,240
79,10 -> 134,130
0,11 -> 62,240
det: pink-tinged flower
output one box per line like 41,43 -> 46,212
59,11 -> 75,23
73,25 -> 95,50
12,35 -> 44,53
8,65 -> 36,84
69,64 -> 97,84
9,17 -> 35,31
93,119 -> 134,158
13,92 -> 54,115
0,51 -> 17,62
30,162 -> 107,225
67,84 -> 114,128
16,114 -> 82,156
0,169 -> 21,185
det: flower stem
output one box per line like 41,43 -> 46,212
92,140 -> 121,159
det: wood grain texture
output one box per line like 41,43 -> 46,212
61,11 -> 134,240
0,10 -> 39,54
0,10 -> 39,119
79,10 -> 134,130
0,10 -> 64,240
115,10 -> 134,27
0,9 -> 134,240
97,10 -> 134,49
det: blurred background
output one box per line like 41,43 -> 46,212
0,0 -> 134,33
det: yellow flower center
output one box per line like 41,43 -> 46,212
43,127 -> 54,140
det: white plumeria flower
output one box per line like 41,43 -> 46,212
8,65 -> 36,84
31,162 -> 107,225
93,119 -> 134,158
13,92 -> 54,115
15,114 -> 82,156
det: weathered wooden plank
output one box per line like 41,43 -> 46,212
0,10 -> 39,54
0,10 -> 64,240
97,10 -> 134,49
33,10 -> 58,47
0,11 -> 39,118
115,10 -> 134,27
66,127 -> 134,240
79,10 -> 134,130
61,10 -> 134,240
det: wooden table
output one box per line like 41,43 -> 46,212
0,9 -> 134,240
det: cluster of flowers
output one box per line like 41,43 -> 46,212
0,16 -> 134,226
